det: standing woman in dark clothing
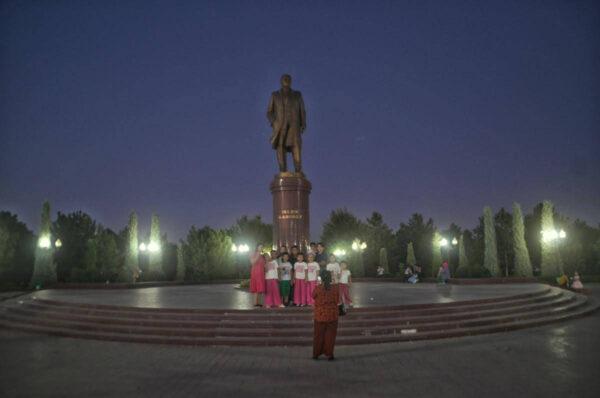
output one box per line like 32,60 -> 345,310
312,269 -> 340,360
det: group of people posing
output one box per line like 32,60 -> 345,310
248,242 -> 353,309
248,242 -> 350,360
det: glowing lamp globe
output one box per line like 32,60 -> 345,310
38,236 -> 51,249
440,238 -> 448,247
148,241 -> 160,253
139,243 -> 147,252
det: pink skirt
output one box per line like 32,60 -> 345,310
340,283 -> 352,305
306,280 -> 317,305
264,279 -> 282,307
250,263 -> 266,293
293,279 -> 308,305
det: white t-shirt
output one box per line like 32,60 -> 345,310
340,269 -> 351,284
294,262 -> 307,279
326,262 -> 341,282
278,262 -> 292,281
266,260 -> 279,280
306,262 -> 320,281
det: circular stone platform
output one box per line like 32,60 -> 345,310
28,282 -> 549,309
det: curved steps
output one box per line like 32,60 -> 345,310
0,286 -> 596,346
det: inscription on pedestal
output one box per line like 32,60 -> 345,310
270,174 -> 311,252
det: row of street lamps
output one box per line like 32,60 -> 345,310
37,229 -> 567,256
37,236 -> 62,249
139,241 -> 161,253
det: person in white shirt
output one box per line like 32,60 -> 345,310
278,252 -> 293,306
264,251 -> 284,308
339,261 -> 353,306
326,254 -> 341,284
305,253 -> 320,306
293,253 -> 308,306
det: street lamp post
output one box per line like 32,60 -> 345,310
231,243 -> 250,278
351,239 -> 367,277
439,237 -> 458,269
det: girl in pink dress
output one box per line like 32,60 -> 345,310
264,251 -> 284,308
249,244 -> 266,307
306,253 -> 320,306
293,253 -> 308,306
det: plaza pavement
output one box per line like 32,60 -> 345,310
0,285 -> 599,398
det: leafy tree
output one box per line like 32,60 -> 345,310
0,212 -> 35,288
229,215 -> 273,250
406,242 -> 416,268
53,210 -> 97,281
483,206 -> 499,276
321,208 -> 365,252
540,201 -> 563,276
512,203 -> 533,277
30,201 -> 57,288
96,227 -> 120,282
364,212 -> 395,276
71,238 -> 98,282
182,226 -> 235,280
396,214 -> 435,276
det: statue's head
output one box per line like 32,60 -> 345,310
280,74 -> 292,89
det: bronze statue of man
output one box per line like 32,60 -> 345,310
267,74 -> 306,173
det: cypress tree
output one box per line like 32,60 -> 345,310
512,203 -> 533,277
29,201 -> 57,288
120,212 -> 139,282
148,213 -> 163,280
483,206 -> 499,276
457,234 -> 469,276
540,200 -> 563,276
431,231 -> 442,277
406,242 -> 416,268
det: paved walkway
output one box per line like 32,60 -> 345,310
30,282 -> 547,309
0,285 -> 598,398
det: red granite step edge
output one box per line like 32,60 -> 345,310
20,288 -> 559,322
29,286 -> 551,314
0,298 -> 596,346
5,291 -> 574,331
0,294 -> 585,339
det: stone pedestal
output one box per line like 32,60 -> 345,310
270,173 -> 311,252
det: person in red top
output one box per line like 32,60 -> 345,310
312,269 -> 340,360
249,244 -> 266,307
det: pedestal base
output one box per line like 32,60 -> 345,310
270,173 -> 311,252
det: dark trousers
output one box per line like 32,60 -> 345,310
313,320 -> 338,358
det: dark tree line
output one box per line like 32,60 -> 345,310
1,203 -> 599,288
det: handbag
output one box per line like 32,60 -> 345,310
338,303 -> 347,316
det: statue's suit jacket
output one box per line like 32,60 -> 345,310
267,89 -> 306,150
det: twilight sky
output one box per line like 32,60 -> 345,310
1,0 -> 599,241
